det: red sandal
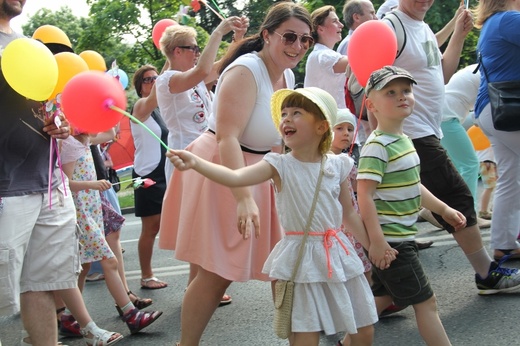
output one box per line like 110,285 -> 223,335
122,308 -> 163,334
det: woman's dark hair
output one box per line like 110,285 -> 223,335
133,64 -> 158,98
218,2 -> 312,74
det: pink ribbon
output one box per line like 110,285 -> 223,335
285,229 -> 350,278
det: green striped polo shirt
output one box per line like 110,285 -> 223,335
358,130 -> 421,240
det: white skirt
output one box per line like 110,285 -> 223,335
291,275 -> 378,335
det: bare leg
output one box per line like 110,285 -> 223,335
138,214 -> 161,280
78,262 -> 91,293
20,291 -> 56,346
100,257 -> 131,307
291,332 -> 320,346
105,230 -> 129,292
350,325 -> 374,346
413,295 -> 451,346
479,188 -> 494,214
179,267 -> 231,346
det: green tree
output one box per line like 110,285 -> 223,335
21,7 -> 89,49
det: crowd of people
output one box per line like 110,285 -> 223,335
2,0 -> 520,345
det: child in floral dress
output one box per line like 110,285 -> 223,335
60,132 -> 162,336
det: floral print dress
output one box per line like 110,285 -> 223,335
60,136 -> 114,263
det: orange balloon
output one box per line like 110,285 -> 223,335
32,24 -> 72,48
467,125 -> 491,151
79,50 -> 107,71
49,52 -> 89,100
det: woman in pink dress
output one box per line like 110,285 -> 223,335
159,2 -> 314,345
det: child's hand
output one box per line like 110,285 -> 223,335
93,179 -> 112,192
441,207 -> 467,231
166,149 -> 196,170
369,240 -> 395,270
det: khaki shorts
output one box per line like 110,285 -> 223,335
479,161 -> 497,189
0,185 -> 80,316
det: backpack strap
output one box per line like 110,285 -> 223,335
383,11 -> 407,59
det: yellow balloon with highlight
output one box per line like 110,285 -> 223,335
1,37 -> 58,101
467,125 -> 491,151
79,50 -> 107,71
49,52 -> 89,100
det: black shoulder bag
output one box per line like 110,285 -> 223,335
478,53 -> 520,132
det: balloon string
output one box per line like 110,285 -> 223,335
199,0 -> 225,20
210,0 -> 227,19
348,93 -> 365,156
109,105 -> 170,152
48,139 -> 53,209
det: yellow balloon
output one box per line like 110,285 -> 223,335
79,50 -> 107,71
1,38 -> 58,101
467,125 -> 491,151
49,52 -> 89,100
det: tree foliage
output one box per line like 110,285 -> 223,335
23,0 -> 480,89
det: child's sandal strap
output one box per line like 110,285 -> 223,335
80,321 -> 123,346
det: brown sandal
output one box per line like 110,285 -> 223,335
115,291 -> 153,316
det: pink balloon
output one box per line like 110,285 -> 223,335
61,71 -> 126,133
347,21 -> 398,87
152,19 -> 178,49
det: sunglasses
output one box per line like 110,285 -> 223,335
273,31 -> 314,49
177,45 -> 201,54
142,75 -> 158,84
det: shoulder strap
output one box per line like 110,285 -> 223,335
383,11 -> 407,59
289,156 -> 326,281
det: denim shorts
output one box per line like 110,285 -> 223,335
371,241 -> 433,307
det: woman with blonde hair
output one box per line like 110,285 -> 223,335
473,0 -> 520,261
159,2 -> 314,345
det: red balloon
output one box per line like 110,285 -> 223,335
61,71 -> 126,133
347,21 -> 398,87
152,19 -> 178,49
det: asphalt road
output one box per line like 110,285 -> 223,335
2,210 -> 520,346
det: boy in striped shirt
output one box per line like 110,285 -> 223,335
357,66 -> 466,345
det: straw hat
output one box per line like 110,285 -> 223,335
271,87 -> 337,128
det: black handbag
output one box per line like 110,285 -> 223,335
107,168 -> 121,192
479,53 -> 520,132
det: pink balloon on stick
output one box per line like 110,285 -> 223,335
152,19 -> 178,49
61,71 -> 126,133
347,21 -> 398,87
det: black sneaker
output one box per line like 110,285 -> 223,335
475,257 -> 520,295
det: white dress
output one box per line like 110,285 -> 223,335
262,153 -> 377,335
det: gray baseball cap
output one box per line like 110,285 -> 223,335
365,65 -> 417,95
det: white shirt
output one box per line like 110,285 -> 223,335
388,10 -> 444,139
442,64 -> 480,122
304,43 -> 347,108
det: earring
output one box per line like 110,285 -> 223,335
266,40 -> 270,44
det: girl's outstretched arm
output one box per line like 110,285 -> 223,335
167,149 -> 274,187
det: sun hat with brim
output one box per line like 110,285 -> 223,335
271,87 -> 338,129
334,108 -> 356,130
365,65 -> 417,96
